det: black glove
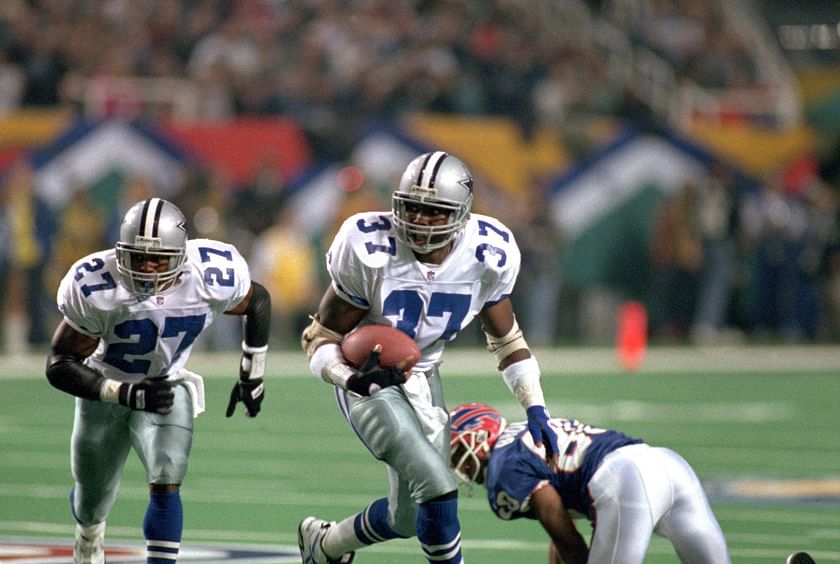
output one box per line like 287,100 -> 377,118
226,348 -> 267,418
225,378 -> 265,417
118,379 -> 174,414
346,349 -> 408,396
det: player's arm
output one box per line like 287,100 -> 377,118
480,298 -> 560,471
301,285 -> 405,396
223,280 -> 271,417
45,320 -> 174,414
530,485 -> 589,564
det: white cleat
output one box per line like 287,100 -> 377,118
74,522 -> 106,564
297,516 -> 355,564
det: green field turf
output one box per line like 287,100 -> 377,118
1,347 -> 838,563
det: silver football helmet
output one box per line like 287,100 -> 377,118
115,197 -> 188,297
392,151 -> 474,253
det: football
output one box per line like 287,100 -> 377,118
341,324 -> 421,373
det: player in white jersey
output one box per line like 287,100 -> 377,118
45,198 -> 271,564
298,151 -> 561,564
449,403 -> 731,564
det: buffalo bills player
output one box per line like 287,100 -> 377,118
449,402 -> 731,563
298,151 -> 560,563
45,198 -> 271,564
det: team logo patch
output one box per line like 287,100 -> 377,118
0,539 -> 300,562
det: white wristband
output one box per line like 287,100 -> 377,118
309,343 -> 355,388
99,379 -> 122,404
501,357 -> 545,408
241,342 -> 268,380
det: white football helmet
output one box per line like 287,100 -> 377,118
115,197 -> 188,297
392,151 -> 474,253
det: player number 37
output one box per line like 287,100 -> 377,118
357,216 -> 510,267
357,217 -> 511,341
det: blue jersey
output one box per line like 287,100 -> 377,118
486,419 -> 642,521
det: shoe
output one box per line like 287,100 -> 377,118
297,516 -> 355,564
74,522 -> 106,564
786,552 -> 816,564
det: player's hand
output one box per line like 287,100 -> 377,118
226,378 -> 265,417
526,405 -> 560,471
119,379 -> 174,414
346,346 -> 407,396
226,348 -> 267,417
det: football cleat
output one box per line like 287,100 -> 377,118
74,522 -> 106,564
786,552 -> 816,564
297,516 -> 355,564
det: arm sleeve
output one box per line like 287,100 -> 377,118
243,281 -> 271,348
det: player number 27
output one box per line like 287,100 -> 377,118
103,314 -> 206,374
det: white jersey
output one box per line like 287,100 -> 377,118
327,211 -> 520,372
57,238 -> 251,383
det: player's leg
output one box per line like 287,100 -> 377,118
587,444 -> 665,563
71,398 -> 132,563
317,380 -> 461,563
131,384 -> 194,564
414,370 -> 461,564
653,448 -> 731,564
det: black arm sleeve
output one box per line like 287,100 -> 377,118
243,281 -> 271,348
45,353 -> 105,400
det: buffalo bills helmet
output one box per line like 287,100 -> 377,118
450,402 -> 507,488
115,197 -> 188,297
392,151 -> 474,254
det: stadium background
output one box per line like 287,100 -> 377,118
0,1 -> 839,562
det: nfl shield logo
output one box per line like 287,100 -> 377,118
156,296 -> 165,305
426,271 -> 436,281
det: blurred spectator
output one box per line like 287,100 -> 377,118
249,205 -> 319,348
0,49 -> 24,114
741,170 -> 811,341
514,176 -> 564,346
45,185 -> 109,297
1,159 -> 54,351
798,176 -> 840,341
649,182 -> 702,341
0,171 -> 11,350
689,162 -> 744,344
231,153 -> 287,238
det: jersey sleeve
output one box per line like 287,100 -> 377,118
188,239 -> 252,312
56,255 -> 109,338
325,212 -> 393,309
487,451 -> 546,520
470,214 -> 522,307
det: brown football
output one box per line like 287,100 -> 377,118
341,324 -> 420,373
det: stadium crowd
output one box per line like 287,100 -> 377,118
1,0 -> 839,352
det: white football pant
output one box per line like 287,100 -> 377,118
587,443 -> 730,564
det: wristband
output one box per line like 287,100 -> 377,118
241,342 -> 268,380
502,357 -> 545,408
99,379 -> 123,404
310,343 -> 355,388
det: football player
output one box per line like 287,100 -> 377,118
449,402 -> 732,563
45,198 -> 271,564
298,151 -> 560,564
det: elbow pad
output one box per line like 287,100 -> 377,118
301,315 -> 345,358
484,317 -> 530,367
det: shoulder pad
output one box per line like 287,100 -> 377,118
331,212 -> 397,271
